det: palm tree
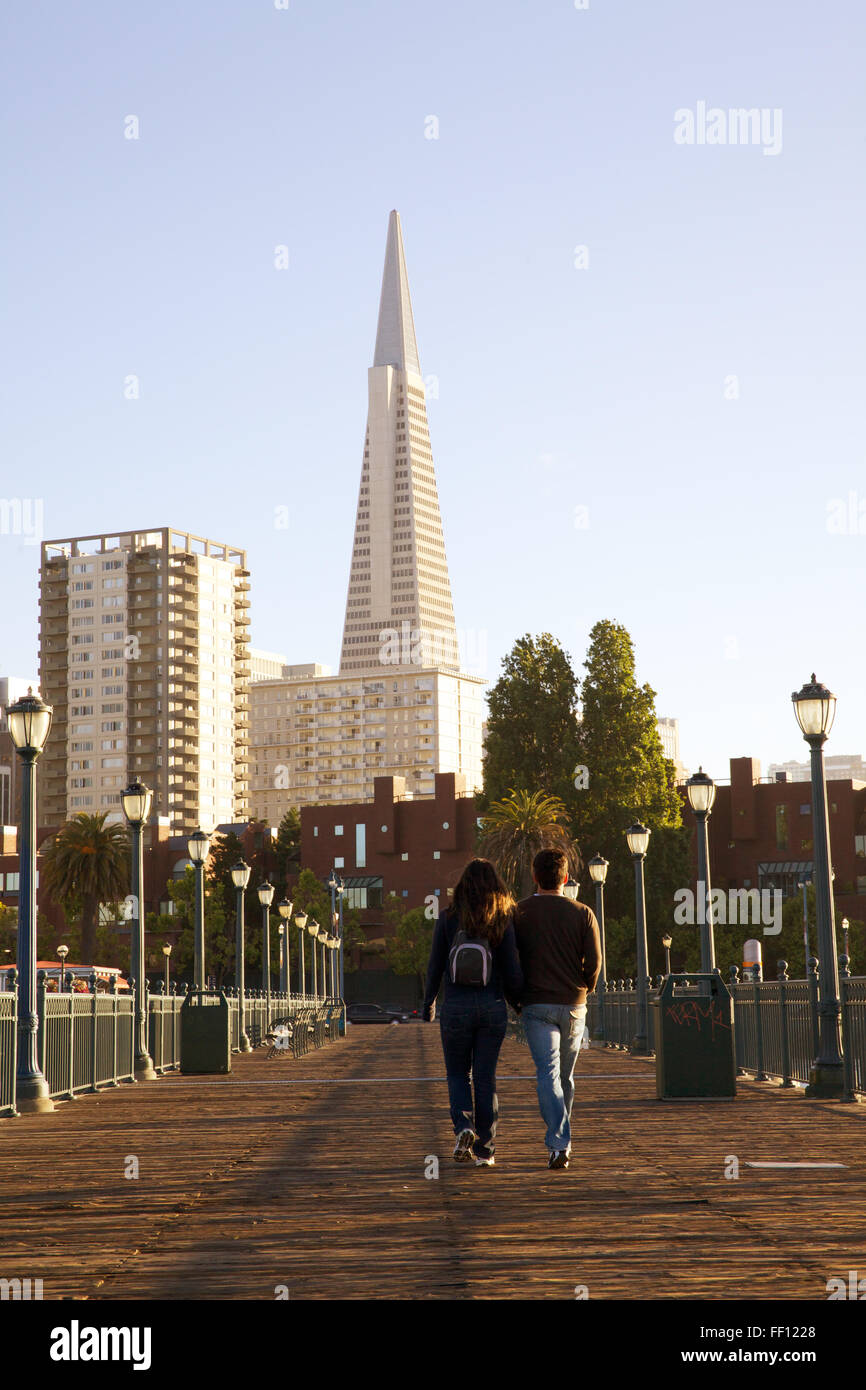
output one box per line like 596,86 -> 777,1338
41,813 -> 130,964
478,788 -> 580,898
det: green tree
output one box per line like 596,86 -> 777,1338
384,902 -> 434,994
41,813 -> 130,964
146,864 -> 234,987
274,807 -> 301,889
478,788 -> 580,898
482,633 -> 581,809
571,620 -> 687,937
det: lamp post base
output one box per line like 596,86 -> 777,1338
630,1036 -> 650,1056
805,1061 -> 845,1100
16,1083 -> 55,1114
134,1056 -> 158,1082
238,1033 -> 252,1054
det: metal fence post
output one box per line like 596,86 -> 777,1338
839,955 -> 859,1104
730,966 -> 747,1075
128,977 -> 137,1083
753,970 -> 768,1081
110,976 -> 119,1085
37,969 -> 47,1078
66,979 -> 75,1099
88,970 -> 98,1092
807,955 -> 820,1059
777,960 -> 794,1088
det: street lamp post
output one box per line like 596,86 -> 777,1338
662,933 -> 672,977
841,917 -> 850,965
162,944 -> 172,994
587,854 -> 608,1046
258,881 -> 274,1020
187,829 -> 210,991
121,779 -> 157,1081
232,861 -> 252,1052
7,689 -> 55,1112
277,899 -> 293,995
686,768 -> 717,980
626,823 -> 652,1055
792,674 -> 844,1099
307,919 -> 320,1002
294,911 -> 308,996
57,944 -> 69,994
337,878 -> 346,1029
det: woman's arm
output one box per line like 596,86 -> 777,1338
422,912 -> 450,1021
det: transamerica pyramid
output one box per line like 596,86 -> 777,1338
339,211 -> 460,674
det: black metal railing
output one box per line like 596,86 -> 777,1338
0,979 -> 344,1116
37,971 -> 135,1100
582,964 -> 865,1097
0,982 -> 16,1117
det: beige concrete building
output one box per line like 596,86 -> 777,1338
250,665 -> 483,823
39,527 -> 251,833
249,212 -> 484,821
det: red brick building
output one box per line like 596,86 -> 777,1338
301,772 -> 480,929
683,756 -> 866,923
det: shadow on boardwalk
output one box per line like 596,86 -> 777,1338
2,1026 -> 864,1300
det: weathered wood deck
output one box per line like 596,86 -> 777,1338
2,1025 -> 864,1300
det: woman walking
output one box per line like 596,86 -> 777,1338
422,858 -> 523,1166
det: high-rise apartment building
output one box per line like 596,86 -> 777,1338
767,754 -> 866,786
39,528 -> 251,833
249,212 -> 484,821
250,665 -> 483,824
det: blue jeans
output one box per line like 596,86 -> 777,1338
439,995 -> 508,1159
522,1002 -> 587,1152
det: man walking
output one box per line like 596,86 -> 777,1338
515,848 -> 601,1170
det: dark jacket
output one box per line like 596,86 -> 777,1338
514,893 -> 601,1007
422,907 -> 524,1022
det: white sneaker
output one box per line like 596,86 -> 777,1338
474,1155 -> 495,1166
453,1129 -> 475,1161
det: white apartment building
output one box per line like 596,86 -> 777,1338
250,667 -> 483,824
39,528 -> 251,833
767,754 -> 866,787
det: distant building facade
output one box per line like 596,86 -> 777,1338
767,754 -> 866,786
301,772 -> 479,920
38,527 -> 252,834
680,755 -> 866,926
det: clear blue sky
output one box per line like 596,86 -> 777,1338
2,1 -> 864,782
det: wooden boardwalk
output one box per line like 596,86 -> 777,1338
2,1025 -> 864,1300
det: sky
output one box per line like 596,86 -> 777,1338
2,0 -> 864,783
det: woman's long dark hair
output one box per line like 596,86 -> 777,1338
452,858 -> 515,948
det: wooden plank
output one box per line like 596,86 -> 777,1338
0,1027 -> 863,1300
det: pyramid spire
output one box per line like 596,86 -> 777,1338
339,212 -> 459,676
372,210 -> 422,378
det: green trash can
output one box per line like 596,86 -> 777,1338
653,973 -> 736,1099
180,989 -> 232,1075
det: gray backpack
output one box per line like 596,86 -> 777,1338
448,925 -> 493,987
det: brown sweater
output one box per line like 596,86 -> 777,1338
514,893 -> 602,1007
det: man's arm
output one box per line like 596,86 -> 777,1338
582,908 -> 602,994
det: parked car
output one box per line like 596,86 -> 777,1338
346,1003 -> 410,1025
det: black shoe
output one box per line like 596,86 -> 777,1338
548,1150 -> 569,1170
453,1129 -> 475,1161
